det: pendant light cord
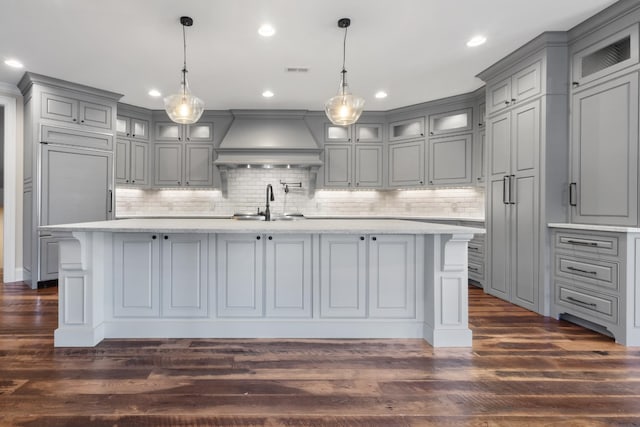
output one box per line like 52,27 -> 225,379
182,23 -> 188,95
341,26 -> 348,95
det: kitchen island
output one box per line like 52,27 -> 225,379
42,218 -> 483,348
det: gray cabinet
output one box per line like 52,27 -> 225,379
428,108 -> 472,136
116,139 -> 148,186
113,233 -> 161,318
323,144 -> 351,188
428,133 -> 472,186
569,72 -> 639,226
41,91 -> 113,130
153,143 -> 213,188
486,60 -> 542,116
473,130 -> 486,183
155,121 -> 213,142
161,234 -> 208,318
324,143 -> 383,188
571,24 -> 639,88
388,139 -> 425,187
389,117 -> 425,142
40,144 -> 113,225
486,100 -> 540,312
265,234 -> 312,318
217,234 -> 264,318
325,123 -> 382,143
117,115 -> 149,141
354,144 -> 383,188
320,235 -> 367,318
368,234 -> 416,318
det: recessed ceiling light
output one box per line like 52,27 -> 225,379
258,24 -> 276,37
375,91 -> 388,99
148,89 -> 162,97
466,35 -> 487,47
262,90 -> 274,98
4,58 -> 23,69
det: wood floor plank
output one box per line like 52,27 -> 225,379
2,283 -> 640,426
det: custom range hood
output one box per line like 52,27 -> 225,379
215,110 -> 323,196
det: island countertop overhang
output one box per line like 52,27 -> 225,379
40,218 -> 485,235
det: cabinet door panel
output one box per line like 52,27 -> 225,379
131,118 -> 149,140
41,145 -> 112,225
487,178 -> 509,299
116,116 -> 130,136
512,61 -> 542,103
473,131 -> 486,183
512,101 -> 539,174
388,140 -> 424,187
354,145 -> 382,188
217,234 -> 264,317
187,123 -> 213,141
41,92 -> 77,123
320,235 -> 366,318
325,124 -> 351,142
511,175 -> 538,311
162,234 -> 208,317
324,144 -> 352,187
130,142 -> 148,186
113,234 -> 160,317
487,77 -> 511,115
571,73 -> 639,226
265,235 -> 312,318
115,139 -> 130,184
184,144 -> 213,187
153,144 -> 182,186
79,101 -> 112,129
155,122 -> 182,141
429,134 -> 472,185
488,113 -> 510,177
369,235 -> 416,318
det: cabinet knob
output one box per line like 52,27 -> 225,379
152,235 -> 157,240
419,180 -> 423,184
356,182 -> 360,186
81,120 -> 85,123
126,132 -> 130,136
511,98 -> 516,102
429,131 -> 434,135
125,179 -> 129,183
178,137 -> 182,141
572,81 -> 580,88
348,182 -> 351,186
187,137 -> 191,141
186,182 -> 189,185
72,118 -> 77,122
257,236 -> 261,240
132,134 -> 136,137
268,236 -> 273,240
360,236 -> 364,240
478,123 -> 483,127
420,133 -> 424,136
430,180 -> 433,184
132,180 -> 135,183
177,181 -> 181,185
372,236 -> 377,241
356,138 -> 360,142
504,101 -> 510,105
164,235 -> 168,240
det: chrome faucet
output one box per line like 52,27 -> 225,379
263,184 -> 275,221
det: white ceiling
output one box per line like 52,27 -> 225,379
0,0 -> 618,111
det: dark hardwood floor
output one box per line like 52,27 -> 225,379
1,282 -> 639,426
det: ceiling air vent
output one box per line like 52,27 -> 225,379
285,66 -> 309,73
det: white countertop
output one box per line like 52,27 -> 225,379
548,223 -> 640,233
116,214 -> 485,223
41,218 -> 485,235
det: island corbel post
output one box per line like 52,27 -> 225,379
45,219 -> 482,348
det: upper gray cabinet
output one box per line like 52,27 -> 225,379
41,91 -> 113,130
572,24 -> 639,88
428,133 -> 472,186
117,115 -> 149,141
428,108 -> 473,136
153,142 -> 213,188
569,72 -> 639,226
324,122 -> 382,143
155,121 -> 213,142
388,117 -> 425,142
486,60 -> 542,116
388,139 -> 424,187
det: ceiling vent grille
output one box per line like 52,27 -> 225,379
285,66 -> 310,73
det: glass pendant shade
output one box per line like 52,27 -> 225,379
325,18 -> 365,126
325,75 -> 365,126
164,16 -> 204,125
164,74 -> 204,124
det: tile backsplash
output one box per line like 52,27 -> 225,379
116,168 -> 485,218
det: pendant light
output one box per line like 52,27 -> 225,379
164,16 -> 205,125
325,18 -> 365,126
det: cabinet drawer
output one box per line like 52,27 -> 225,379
468,241 -> 484,257
556,254 -> 618,291
468,259 -> 484,278
556,283 -> 617,323
555,232 -> 618,256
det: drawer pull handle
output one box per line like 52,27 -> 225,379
566,240 -> 598,247
566,296 -> 597,308
567,266 -> 597,275
468,267 -> 479,272
469,246 -> 479,251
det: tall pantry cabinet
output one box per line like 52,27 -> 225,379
477,33 -> 569,315
19,73 -> 122,288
